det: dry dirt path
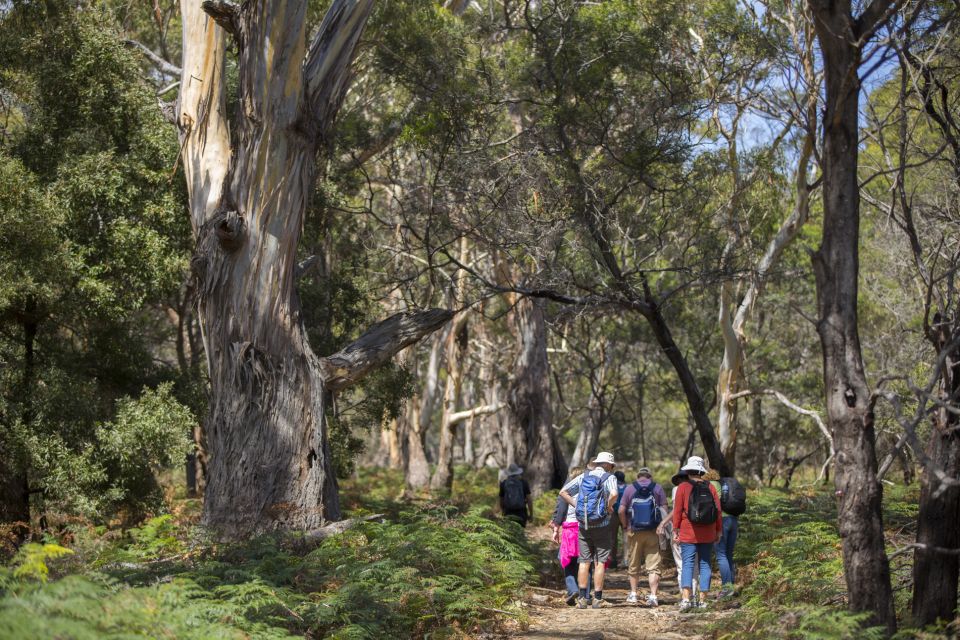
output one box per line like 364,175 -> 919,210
501,529 -> 738,639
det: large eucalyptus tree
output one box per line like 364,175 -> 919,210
176,0 -> 448,537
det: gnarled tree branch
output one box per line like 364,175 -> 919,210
320,309 -> 453,391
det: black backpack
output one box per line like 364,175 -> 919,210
720,477 -> 747,516
502,477 -> 526,511
687,481 -> 718,524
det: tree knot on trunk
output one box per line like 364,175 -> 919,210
214,208 -> 246,252
844,386 -> 857,408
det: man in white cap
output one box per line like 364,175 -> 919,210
559,452 -> 619,608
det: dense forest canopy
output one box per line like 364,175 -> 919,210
0,0 -> 959,637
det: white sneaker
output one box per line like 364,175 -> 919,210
646,594 -> 658,607
678,599 -> 692,612
696,599 -> 708,610
625,592 -> 638,604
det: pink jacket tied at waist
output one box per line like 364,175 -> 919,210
559,521 -> 579,568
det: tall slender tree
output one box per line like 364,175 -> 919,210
807,0 -> 902,632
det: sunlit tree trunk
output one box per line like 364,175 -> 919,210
178,0 -> 448,537
807,0 -> 897,631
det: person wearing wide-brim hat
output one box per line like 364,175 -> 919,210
666,456 -> 721,611
559,452 -> 620,609
499,463 -> 532,527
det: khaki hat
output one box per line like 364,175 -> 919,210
592,452 -> 616,466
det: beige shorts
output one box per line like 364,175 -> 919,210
625,529 -> 662,577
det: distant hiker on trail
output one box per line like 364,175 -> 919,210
670,456 -> 721,611
500,463 -> 532,527
550,466 -> 593,606
618,466 -> 667,606
716,474 -> 746,597
559,452 -> 619,609
610,470 -> 626,569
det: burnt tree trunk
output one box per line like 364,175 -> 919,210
912,318 -> 960,625
178,0 -> 448,537
506,297 -> 565,494
808,0 -> 897,632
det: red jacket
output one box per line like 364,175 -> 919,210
672,480 -> 721,543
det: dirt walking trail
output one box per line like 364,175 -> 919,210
504,530 -> 737,639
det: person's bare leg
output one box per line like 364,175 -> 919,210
577,560 -> 590,590
628,574 -> 639,593
649,573 -> 660,598
593,562 -> 606,593
682,587 -> 692,601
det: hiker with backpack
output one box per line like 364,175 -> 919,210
670,456 -> 721,611
559,452 -> 619,609
716,475 -> 746,597
499,463 -> 532,527
550,466 -> 594,606
617,467 -> 667,606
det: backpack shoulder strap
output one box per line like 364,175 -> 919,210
632,480 -> 642,493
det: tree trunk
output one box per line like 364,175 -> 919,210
637,372 -> 647,467
912,322 -> 960,626
570,340 -> 608,469
406,329 -> 445,491
2,307 -> 38,539
506,297 -> 565,494
716,103 -> 816,477
752,395 -> 764,484
641,297 -> 731,477
178,0 -> 452,536
430,310 -> 469,492
808,0 -> 896,632
716,284 -> 744,474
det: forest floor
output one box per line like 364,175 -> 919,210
499,527 -> 733,639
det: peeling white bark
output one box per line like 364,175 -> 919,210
176,0 -> 414,538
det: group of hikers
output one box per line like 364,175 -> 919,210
498,453 -> 746,611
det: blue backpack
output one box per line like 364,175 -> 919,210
576,472 -> 612,528
628,481 -> 661,531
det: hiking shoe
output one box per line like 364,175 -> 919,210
576,596 -> 590,609
565,592 -> 578,606
717,586 -> 736,599
625,592 -> 638,604
592,598 -> 613,609
678,599 -> 692,612
696,599 -> 708,610
646,594 -> 658,607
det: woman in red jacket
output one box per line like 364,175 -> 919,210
671,456 -> 721,611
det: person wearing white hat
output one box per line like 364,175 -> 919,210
559,452 -> 619,609
668,456 -> 721,611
